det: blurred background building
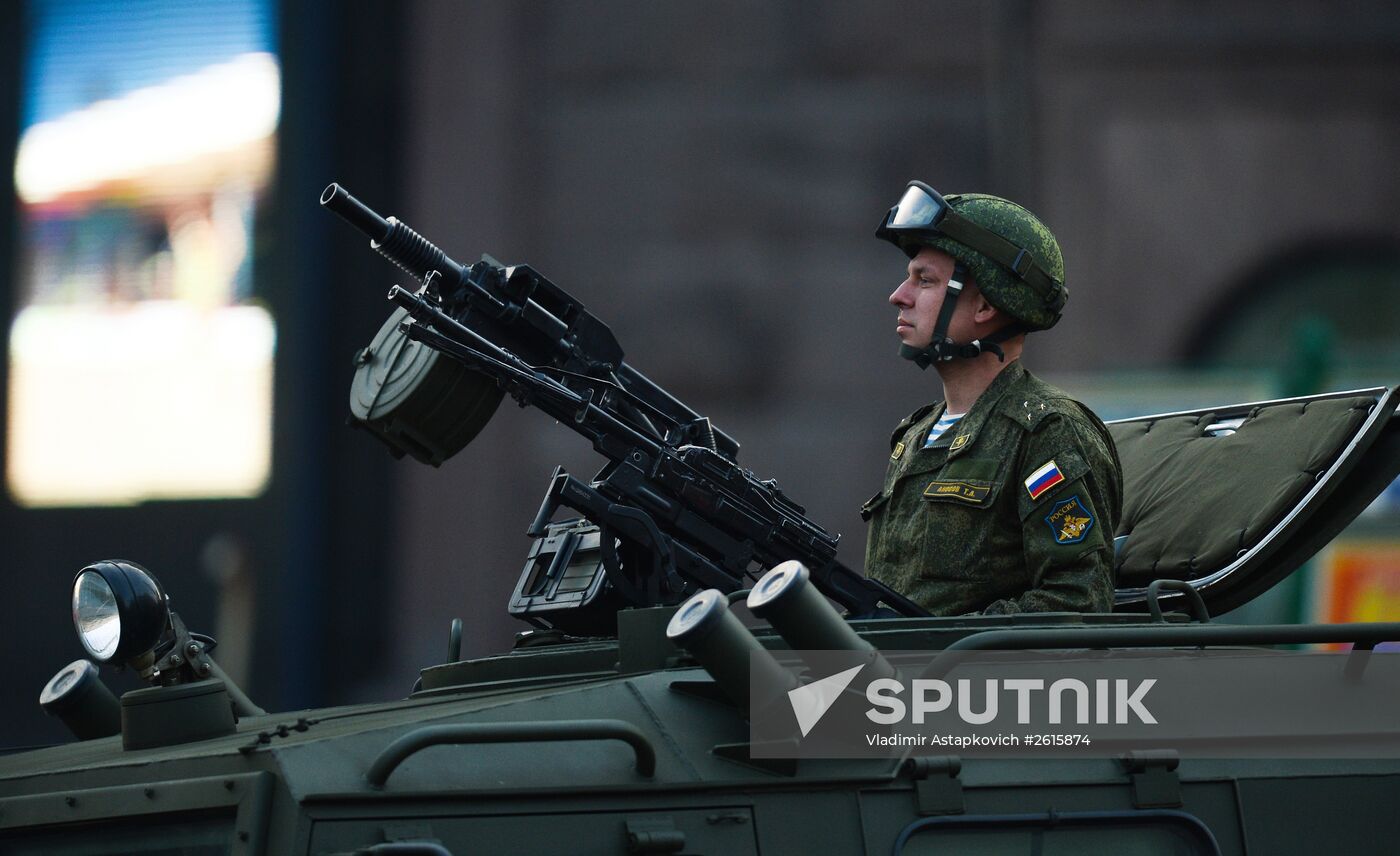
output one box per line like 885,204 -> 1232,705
1,0 -> 1397,744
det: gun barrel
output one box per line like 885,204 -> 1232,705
323,183 -> 463,284
321,183 -> 391,242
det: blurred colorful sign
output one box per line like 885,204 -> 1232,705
1315,541 -> 1400,649
7,0 -> 279,506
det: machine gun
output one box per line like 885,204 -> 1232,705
321,184 -> 925,630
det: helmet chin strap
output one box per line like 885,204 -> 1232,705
899,263 -> 1020,370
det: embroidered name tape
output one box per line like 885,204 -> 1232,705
923,480 -> 991,504
1024,459 -> 1065,501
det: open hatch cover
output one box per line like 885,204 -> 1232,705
1109,386 -> 1400,616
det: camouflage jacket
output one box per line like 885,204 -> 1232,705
861,361 -> 1122,616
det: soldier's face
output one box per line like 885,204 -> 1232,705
889,247 -> 968,349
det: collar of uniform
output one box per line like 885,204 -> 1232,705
893,401 -> 949,475
936,360 -> 1027,460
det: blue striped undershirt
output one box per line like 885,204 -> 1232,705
924,412 -> 964,448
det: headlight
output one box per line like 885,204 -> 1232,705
72,560 -> 168,662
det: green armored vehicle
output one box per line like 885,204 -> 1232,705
2,187 -> 1398,855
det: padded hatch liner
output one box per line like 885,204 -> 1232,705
1108,387 -> 1399,615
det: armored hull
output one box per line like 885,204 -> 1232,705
5,607 -> 1400,854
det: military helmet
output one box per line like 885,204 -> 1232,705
876,183 -> 1067,331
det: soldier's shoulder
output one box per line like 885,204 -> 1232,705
997,370 -> 1103,436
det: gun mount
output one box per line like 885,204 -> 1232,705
323,183 -> 925,625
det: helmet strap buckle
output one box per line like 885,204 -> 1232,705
1010,247 -> 1035,279
957,339 -> 1006,362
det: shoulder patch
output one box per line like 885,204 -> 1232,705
1044,495 -> 1095,545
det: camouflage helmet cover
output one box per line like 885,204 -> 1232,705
897,193 -> 1067,331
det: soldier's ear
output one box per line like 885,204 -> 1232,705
969,289 -> 999,324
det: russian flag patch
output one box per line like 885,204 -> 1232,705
1024,459 -> 1065,501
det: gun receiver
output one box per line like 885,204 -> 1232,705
324,184 -> 925,620
323,184 -> 731,457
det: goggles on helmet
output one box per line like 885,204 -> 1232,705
876,181 -> 1065,313
885,181 -> 950,230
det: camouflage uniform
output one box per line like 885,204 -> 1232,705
861,360 -> 1121,615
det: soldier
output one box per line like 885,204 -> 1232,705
861,182 -> 1122,615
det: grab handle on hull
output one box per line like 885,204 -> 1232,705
366,720 -> 657,787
